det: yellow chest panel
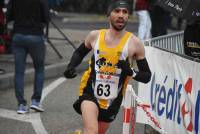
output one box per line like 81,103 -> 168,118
97,29 -> 131,74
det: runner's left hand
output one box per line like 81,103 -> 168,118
116,60 -> 133,76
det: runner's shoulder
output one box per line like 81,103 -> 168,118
88,30 -> 100,38
129,33 -> 142,46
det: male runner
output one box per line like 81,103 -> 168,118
64,0 -> 151,134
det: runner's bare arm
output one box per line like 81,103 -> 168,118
128,35 -> 145,60
84,30 -> 100,49
128,35 -> 151,83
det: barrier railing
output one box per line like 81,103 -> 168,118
144,31 -> 184,54
122,85 -> 167,134
123,32 -> 187,133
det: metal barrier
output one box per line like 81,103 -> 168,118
144,31 -> 184,54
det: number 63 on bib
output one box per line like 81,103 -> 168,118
94,73 -> 120,100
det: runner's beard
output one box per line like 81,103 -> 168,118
111,20 -> 127,31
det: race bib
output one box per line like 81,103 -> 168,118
94,73 -> 120,100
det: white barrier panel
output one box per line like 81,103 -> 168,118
124,85 -> 167,134
123,85 -> 133,134
137,46 -> 200,134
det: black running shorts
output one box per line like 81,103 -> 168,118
73,93 -> 121,123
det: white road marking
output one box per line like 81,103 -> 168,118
0,108 -> 33,122
41,77 -> 66,102
0,77 -> 67,134
31,114 -> 48,134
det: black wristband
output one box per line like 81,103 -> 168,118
133,58 -> 151,83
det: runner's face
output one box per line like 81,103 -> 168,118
109,7 -> 129,31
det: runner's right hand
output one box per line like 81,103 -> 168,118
63,68 -> 77,79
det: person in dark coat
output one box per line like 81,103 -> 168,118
6,0 -> 49,114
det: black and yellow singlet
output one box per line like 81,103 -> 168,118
79,29 -> 132,109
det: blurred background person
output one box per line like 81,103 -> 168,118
184,20 -> 200,59
0,0 -> 5,35
0,0 -> 6,75
149,3 -> 171,37
6,0 -> 49,114
135,0 -> 151,41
